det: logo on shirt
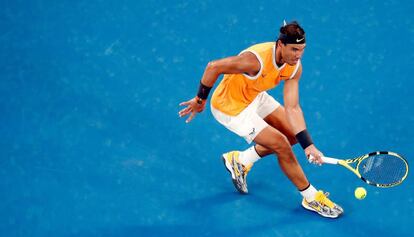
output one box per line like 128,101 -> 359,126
249,128 -> 256,136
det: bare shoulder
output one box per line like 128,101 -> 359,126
209,51 -> 261,75
239,50 -> 259,60
237,51 -> 261,75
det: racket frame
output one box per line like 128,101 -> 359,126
319,151 -> 408,187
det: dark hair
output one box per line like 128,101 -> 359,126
277,21 -> 306,45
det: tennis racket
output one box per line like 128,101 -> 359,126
312,151 -> 409,188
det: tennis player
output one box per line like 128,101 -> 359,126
179,21 -> 343,218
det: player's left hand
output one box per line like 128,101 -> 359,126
178,97 -> 206,123
305,144 -> 324,165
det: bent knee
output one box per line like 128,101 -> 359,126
268,135 -> 292,154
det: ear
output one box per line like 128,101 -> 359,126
277,40 -> 284,48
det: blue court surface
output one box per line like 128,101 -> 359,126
1,0 -> 413,236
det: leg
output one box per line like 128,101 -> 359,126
264,105 -> 297,145
255,105 -> 297,157
253,125 -> 309,190
255,108 -> 344,218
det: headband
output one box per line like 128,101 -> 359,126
278,33 -> 306,44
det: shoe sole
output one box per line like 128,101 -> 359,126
301,200 -> 341,218
222,155 -> 248,194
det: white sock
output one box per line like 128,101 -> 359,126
300,184 -> 317,202
238,146 -> 261,166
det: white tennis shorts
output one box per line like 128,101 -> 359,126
211,92 -> 280,144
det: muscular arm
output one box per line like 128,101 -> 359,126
178,52 -> 260,123
200,52 -> 261,87
283,65 -> 324,163
283,65 -> 307,134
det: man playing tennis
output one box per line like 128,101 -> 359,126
179,21 -> 343,218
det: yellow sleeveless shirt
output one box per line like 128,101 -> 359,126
210,42 -> 301,116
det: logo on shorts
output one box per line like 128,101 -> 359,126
249,128 -> 256,136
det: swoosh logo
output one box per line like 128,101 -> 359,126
296,38 -> 304,42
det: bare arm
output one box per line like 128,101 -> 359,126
179,52 -> 260,123
283,65 -> 306,134
200,52 -> 261,87
283,66 -> 324,164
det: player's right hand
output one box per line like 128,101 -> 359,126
305,144 -> 324,165
178,97 -> 206,123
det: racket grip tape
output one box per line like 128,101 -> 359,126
321,157 -> 339,164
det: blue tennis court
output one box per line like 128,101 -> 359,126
1,0 -> 413,236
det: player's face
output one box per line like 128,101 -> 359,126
281,43 -> 306,65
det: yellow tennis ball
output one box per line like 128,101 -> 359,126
354,187 -> 367,200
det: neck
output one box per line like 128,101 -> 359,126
274,43 -> 284,67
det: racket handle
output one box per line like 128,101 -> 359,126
308,155 -> 340,165
321,156 -> 340,164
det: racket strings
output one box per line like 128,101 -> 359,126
358,154 -> 407,185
